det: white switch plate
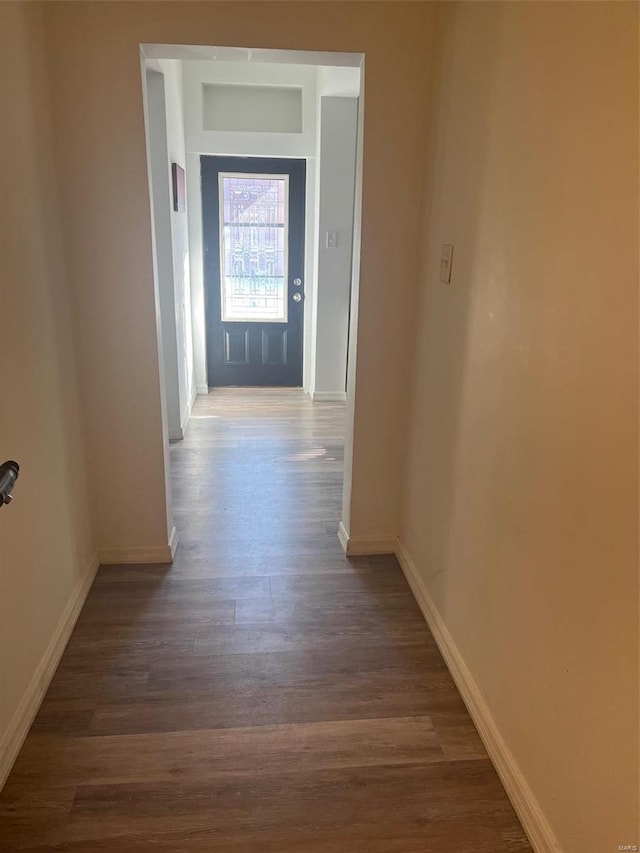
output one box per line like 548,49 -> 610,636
439,243 -> 454,283
326,231 -> 338,249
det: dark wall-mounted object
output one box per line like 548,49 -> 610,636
172,163 -> 186,212
0,460 -> 19,507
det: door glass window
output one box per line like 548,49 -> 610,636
219,173 -> 288,323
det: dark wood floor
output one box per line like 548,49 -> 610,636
0,389 -> 531,851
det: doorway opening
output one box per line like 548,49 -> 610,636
141,44 -> 364,558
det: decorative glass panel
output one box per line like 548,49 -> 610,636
219,174 -> 288,323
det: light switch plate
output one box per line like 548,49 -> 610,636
326,231 -> 337,249
439,243 -> 454,283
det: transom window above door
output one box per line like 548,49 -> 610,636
219,173 -> 289,323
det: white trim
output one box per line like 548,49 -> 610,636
310,390 -> 347,402
168,525 -> 179,560
0,551 -> 100,791
337,521 -> 349,553
395,541 -> 562,853
179,385 -> 197,439
196,384 -> 209,396
142,44 -> 363,67
99,527 -> 178,566
169,427 -> 184,441
337,522 -> 397,556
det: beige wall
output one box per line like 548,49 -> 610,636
0,3 -> 95,782
401,3 -> 639,851
42,1 -> 436,551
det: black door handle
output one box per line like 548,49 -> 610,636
0,461 -> 19,507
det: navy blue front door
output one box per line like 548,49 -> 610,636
202,156 -> 306,387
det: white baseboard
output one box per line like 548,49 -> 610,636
168,525 -> 179,560
196,384 -> 209,395
337,521 -> 349,553
0,551 -> 100,791
99,527 -> 178,565
395,541 -> 561,853
182,383 -> 198,435
310,390 -> 347,402
176,386 -> 198,440
337,522 -> 397,556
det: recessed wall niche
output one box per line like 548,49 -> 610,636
202,83 -> 303,133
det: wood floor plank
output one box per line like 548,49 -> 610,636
88,686 -> 469,738
269,570 -> 413,596
7,717 -> 443,788
61,762 -> 527,848
192,621 -> 433,656
0,388 -> 531,852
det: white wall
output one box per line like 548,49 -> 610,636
183,60 -> 318,392
318,66 -> 360,98
312,96 -> 358,400
146,68 -> 182,440
159,59 -> 195,432
202,83 -> 303,133
146,60 -> 194,440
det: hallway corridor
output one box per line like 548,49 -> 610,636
0,390 -> 531,851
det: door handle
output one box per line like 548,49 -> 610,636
293,278 -> 302,287
0,461 -> 19,507
292,292 -> 302,303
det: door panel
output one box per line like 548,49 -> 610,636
262,329 -> 288,365
224,329 -> 249,365
202,156 -> 306,387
